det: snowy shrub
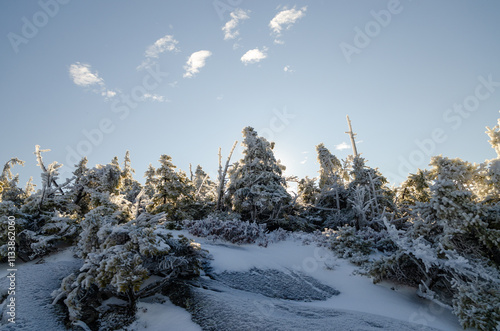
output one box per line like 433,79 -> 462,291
185,215 -> 268,245
0,202 -> 27,260
323,225 -> 394,265
452,277 -> 500,331
368,217 -> 500,331
53,214 -> 205,330
185,215 -> 297,248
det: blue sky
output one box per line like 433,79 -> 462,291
1,0 -> 500,190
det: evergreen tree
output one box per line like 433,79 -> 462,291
315,144 -> 348,212
0,158 -> 26,205
297,176 -> 319,205
347,156 -> 394,227
145,155 -> 194,221
120,151 -> 142,203
192,165 -> 216,202
397,169 -> 431,208
226,127 -> 291,224
316,143 -> 347,189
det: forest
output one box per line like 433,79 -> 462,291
0,119 -> 499,330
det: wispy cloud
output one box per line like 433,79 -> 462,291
69,62 -> 103,87
142,93 -> 169,102
138,35 -> 179,70
335,142 -> 351,151
241,47 -> 267,65
216,94 -> 224,101
223,9 -> 250,40
183,50 -> 212,78
284,65 -> 294,73
102,90 -> 117,98
269,6 -> 307,44
69,62 -> 116,98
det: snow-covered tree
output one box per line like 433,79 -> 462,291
192,165 -> 216,203
120,151 -> 142,203
315,144 -> 349,212
145,155 -> 195,222
370,119 -> 500,331
316,143 -> 347,189
226,127 -> 291,225
347,156 -> 394,226
486,118 -> 500,157
297,176 -> 319,205
0,158 -> 27,205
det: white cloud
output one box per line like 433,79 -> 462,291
143,93 -> 169,102
300,156 -> 308,164
145,35 -> 179,58
183,50 -> 212,78
284,65 -> 294,73
69,62 -> 116,98
216,94 -> 224,101
69,62 -> 103,87
222,9 -> 250,40
241,47 -> 267,65
269,6 -> 307,44
138,35 -> 179,70
101,90 -> 117,98
335,142 -> 351,151
169,81 -> 178,88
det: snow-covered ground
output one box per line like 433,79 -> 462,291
0,232 -> 467,331
0,248 -> 81,330
178,231 -> 465,331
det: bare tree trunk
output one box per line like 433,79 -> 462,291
195,174 -> 210,198
367,171 -> 380,216
35,145 -> 64,195
345,115 -> 358,158
216,141 -> 238,211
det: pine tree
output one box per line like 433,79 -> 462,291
315,144 -> 348,212
193,165 -> 216,202
120,151 -> 142,203
316,143 -> 347,189
145,155 -> 194,221
226,127 -> 291,224
297,176 -> 319,205
347,156 -> 394,226
0,158 -> 26,205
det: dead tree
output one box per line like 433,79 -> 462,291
216,141 -> 238,210
345,115 -> 358,158
34,145 -> 64,195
